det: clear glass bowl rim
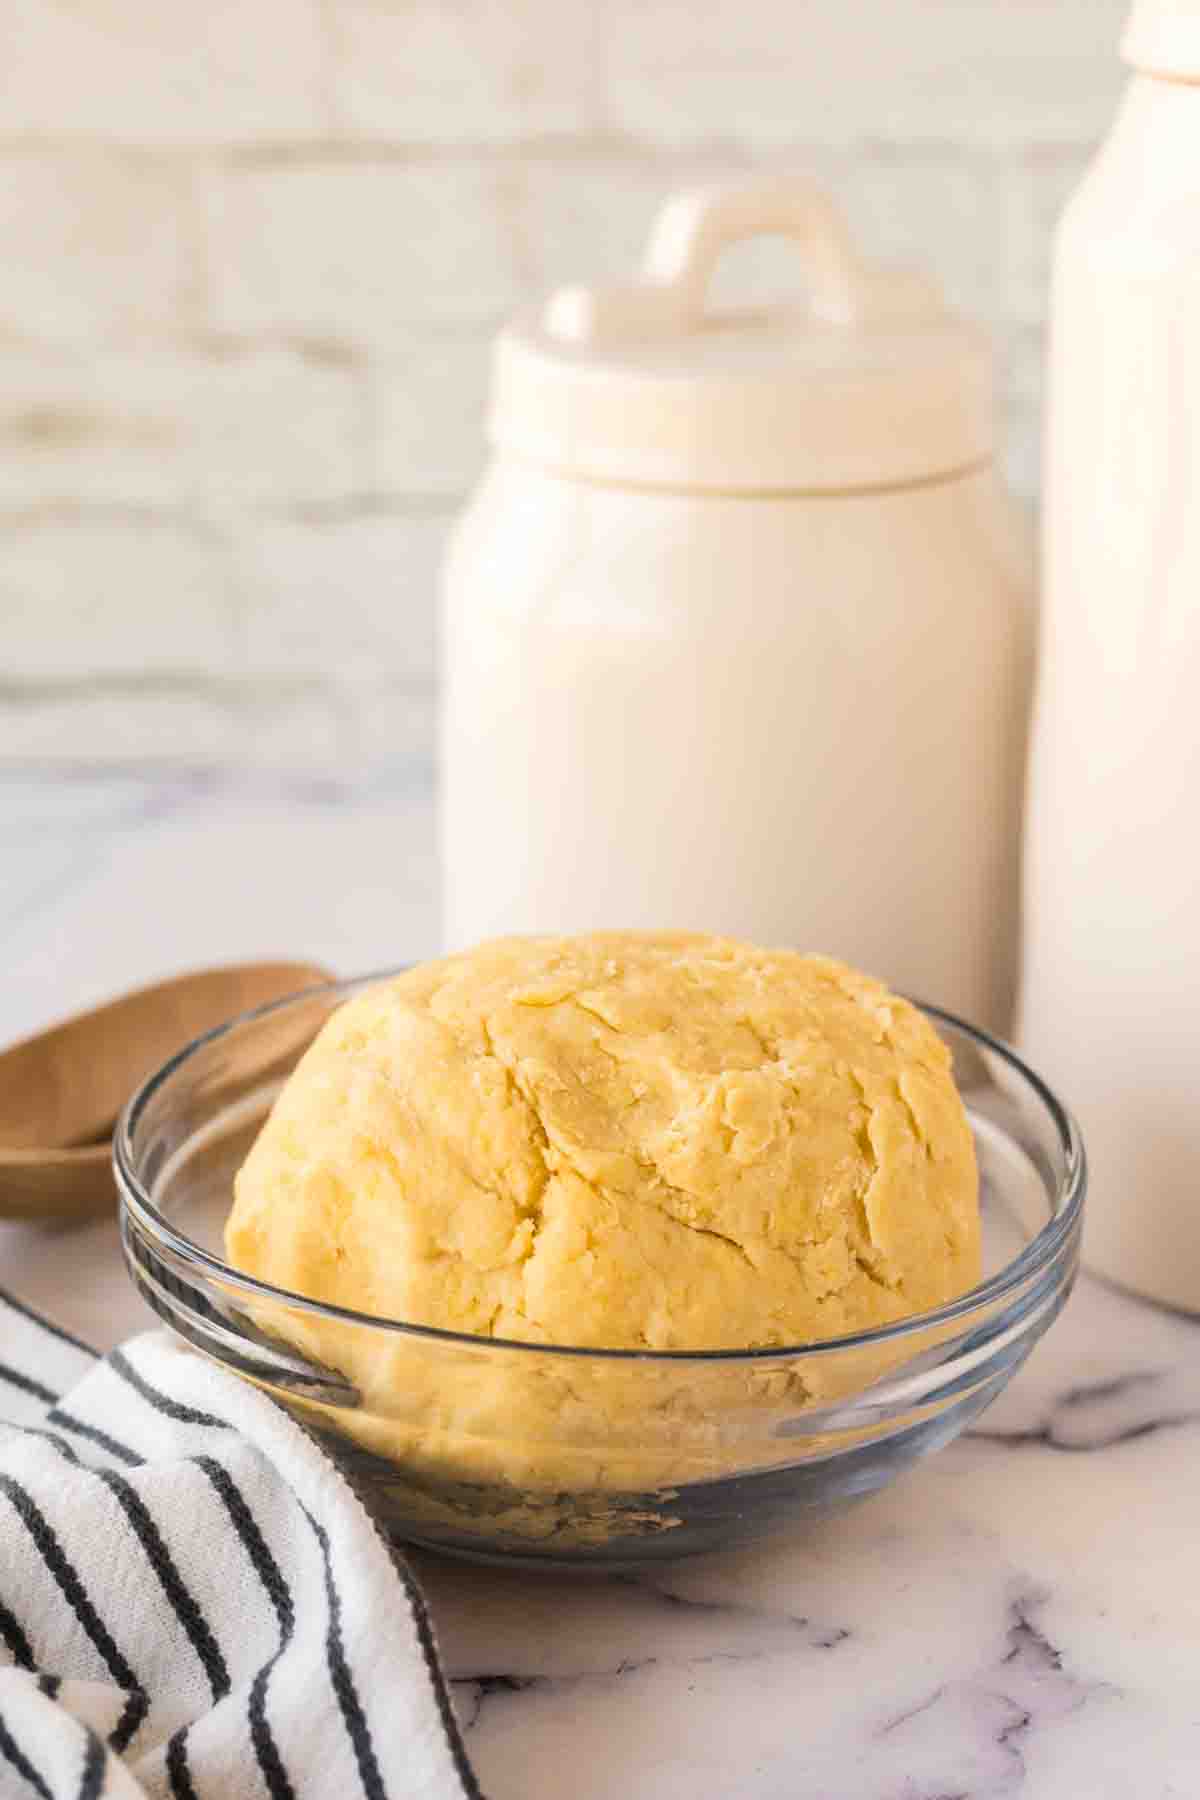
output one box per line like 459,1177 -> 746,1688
114,969 -> 1086,1368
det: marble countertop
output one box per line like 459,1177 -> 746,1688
3,763 -> 1198,1800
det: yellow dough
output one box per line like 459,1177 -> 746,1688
225,933 -> 980,1526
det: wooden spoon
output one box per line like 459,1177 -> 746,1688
0,961 -> 332,1222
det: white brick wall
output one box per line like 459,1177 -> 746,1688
328,0 -> 607,142
0,2 -> 328,143
0,344 -> 365,508
0,0 -> 1130,767
207,160 -> 524,342
604,0 -> 1126,149
0,153 -> 200,344
236,507 -> 443,686
4,516 -> 236,680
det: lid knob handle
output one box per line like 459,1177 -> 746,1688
545,176 -> 871,344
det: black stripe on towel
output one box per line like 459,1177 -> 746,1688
306,1512 -> 385,1800
0,1473 -> 147,1752
110,1688 -> 148,1758
0,1599 -> 36,1671
77,1726 -> 107,1800
10,1425 -> 84,1466
329,1452 -> 483,1800
0,1362 -> 57,1406
195,1456 -> 296,1800
165,1725 -> 200,1800
0,1291 -> 97,1361
108,1350 -> 231,1430
0,1709 -> 52,1800
44,1407 -> 143,1468
286,1387 -> 483,1800
3,1437 -> 201,1763
392,1558 -> 485,1800
193,1460 -> 294,1639
95,1469 -> 230,1702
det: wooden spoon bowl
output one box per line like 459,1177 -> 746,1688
0,961 -> 331,1222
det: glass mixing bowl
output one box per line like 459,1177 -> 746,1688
115,976 -> 1084,1569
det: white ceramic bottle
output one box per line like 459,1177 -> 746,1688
442,178 -> 1033,1032
1020,2 -> 1200,1308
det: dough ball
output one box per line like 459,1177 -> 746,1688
227,932 -> 980,1353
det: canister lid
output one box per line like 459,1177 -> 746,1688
1123,0 -> 1200,78
489,178 -> 995,495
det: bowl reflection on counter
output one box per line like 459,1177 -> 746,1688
115,975 -> 1084,1569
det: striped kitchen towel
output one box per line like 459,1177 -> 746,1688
0,1291 -> 481,1800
